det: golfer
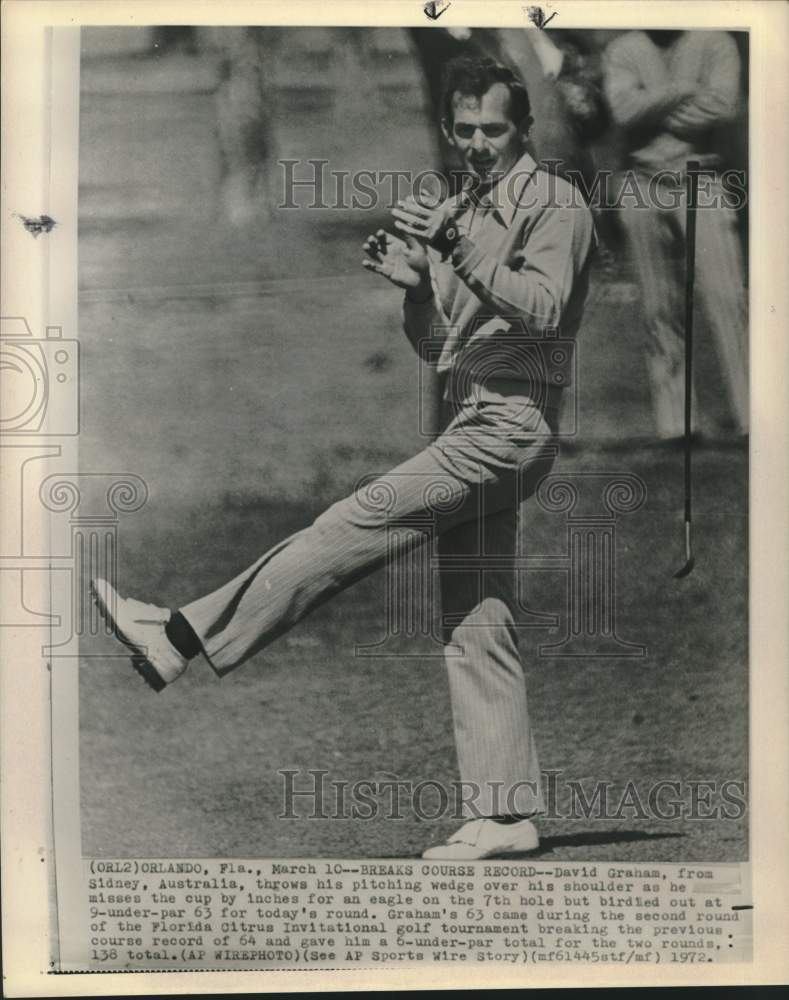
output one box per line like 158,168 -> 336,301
93,56 -> 595,859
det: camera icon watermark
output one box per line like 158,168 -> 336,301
0,315 -> 147,650
0,317 -> 79,435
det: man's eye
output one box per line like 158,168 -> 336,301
453,124 -> 509,139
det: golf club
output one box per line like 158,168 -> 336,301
674,160 -> 700,579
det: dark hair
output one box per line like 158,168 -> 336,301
440,56 -> 532,126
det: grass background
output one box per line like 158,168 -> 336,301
77,30 -> 748,861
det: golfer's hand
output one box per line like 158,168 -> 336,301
362,229 -> 429,291
391,196 -> 458,244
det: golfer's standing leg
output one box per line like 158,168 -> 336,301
436,459 -> 550,828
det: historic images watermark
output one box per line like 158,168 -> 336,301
278,769 -> 747,822
278,159 -> 748,213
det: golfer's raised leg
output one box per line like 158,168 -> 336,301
93,402 -> 555,689
89,579 -> 189,692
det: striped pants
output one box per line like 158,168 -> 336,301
183,395 -> 559,817
620,172 -> 748,438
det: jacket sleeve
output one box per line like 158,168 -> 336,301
664,34 -> 741,136
449,196 -> 595,330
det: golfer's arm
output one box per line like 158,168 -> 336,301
402,290 -> 451,363
451,205 -> 594,330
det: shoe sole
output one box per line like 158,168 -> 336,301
90,580 -> 167,693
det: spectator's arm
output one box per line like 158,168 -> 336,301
603,43 -> 687,130
665,34 -> 741,135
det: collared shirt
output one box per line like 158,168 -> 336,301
402,152 -> 596,406
603,31 -> 742,174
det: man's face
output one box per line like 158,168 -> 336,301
443,82 -> 525,184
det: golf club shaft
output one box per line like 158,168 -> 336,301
683,162 -> 699,526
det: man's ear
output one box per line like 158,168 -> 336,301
441,117 -> 455,148
520,115 -> 535,143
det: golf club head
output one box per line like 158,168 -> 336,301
674,519 -> 695,578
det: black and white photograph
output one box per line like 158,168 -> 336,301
2,0 -> 788,989
75,21 -> 749,862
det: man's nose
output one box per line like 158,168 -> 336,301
470,128 -> 487,151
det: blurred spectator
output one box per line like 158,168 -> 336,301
504,29 -> 623,253
603,30 -> 748,440
208,27 -> 281,224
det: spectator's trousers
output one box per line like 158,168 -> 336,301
620,172 -> 748,438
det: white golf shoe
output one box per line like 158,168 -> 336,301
90,578 -> 188,692
422,817 -> 539,859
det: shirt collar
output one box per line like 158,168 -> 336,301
462,151 -> 539,228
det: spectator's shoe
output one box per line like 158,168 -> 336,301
422,817 -> 539,859
90,578 -> 188,692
